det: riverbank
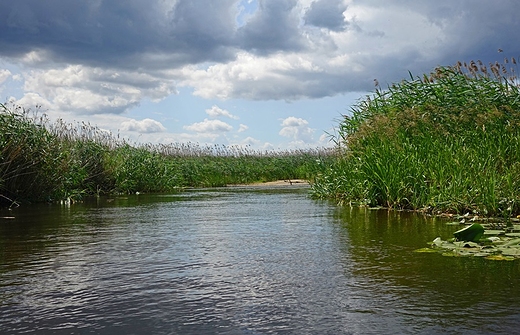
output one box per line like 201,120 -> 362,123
228,179 -> 310,187
0,103 -> 334,205
311,59 -> 520,218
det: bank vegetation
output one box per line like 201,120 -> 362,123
311,58 -> 520,218
0,103 -> 333,206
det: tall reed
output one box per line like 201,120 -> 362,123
312,58 -> 520,217
0,103 -> 334,204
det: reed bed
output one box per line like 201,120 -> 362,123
0,103 -> 334,205
311,58 -> 520,217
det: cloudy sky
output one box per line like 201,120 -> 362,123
1,0 -> 519,149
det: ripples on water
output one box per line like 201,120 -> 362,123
1,186 -> 520,334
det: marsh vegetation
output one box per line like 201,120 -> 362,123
311,58 -> 520,218
0,103 -> 333,205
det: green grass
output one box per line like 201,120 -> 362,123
0,103 -> 334,205
311,58 -> 520,217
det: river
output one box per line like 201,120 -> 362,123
1,185 -> 520,334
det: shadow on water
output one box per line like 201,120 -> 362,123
1,187 -> 520,334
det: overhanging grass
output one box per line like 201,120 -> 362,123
311,58 -> 520,217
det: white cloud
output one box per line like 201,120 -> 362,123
180,51 -> 334,100
121,118 -> 167,133
262,142 -> 275,151
205,105 -> 239,119
239,136 -> 261,147
11,92 -> 52,110
2,1 -> 520,150
20,64 -> 177,114
279,116 -> 315,142
0,69 -> 11,84
3,1 -> 519,108
281,116 -> 309,127
238,124 -> 249,132
184,118 -> 233,133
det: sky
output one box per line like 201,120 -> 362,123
1,0 -> 520,150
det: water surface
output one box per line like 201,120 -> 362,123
1,186 -> 519,334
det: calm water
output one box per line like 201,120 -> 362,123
1,185 -> 520,334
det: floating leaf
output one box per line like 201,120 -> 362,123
505,233 -> 520,237
439,241 -> 460,249
473,252 -> 491,257
414,248 -> 438,253
432,237 -> 443,246
499,248 -> 520,256
442,252 -> 457,257
453,223 -> 485,242
483,230 -> 505,235
503,238 -> 520,247
426,233 -> 520,260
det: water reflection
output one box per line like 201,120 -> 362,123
334,206 -> 520,334
1,187 -> 520,334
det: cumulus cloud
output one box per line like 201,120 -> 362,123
238,124 -> 249,132
11,92 -> 52,110
20,64 -> 177,114
279,116 -> 315,142
180,51 -> 345,100
237,0 -> 304,54
240,136 -> 261,147
2,0 -> 520,148
0,69 -> 11,84
121,118 -> 166,133
304,0 -> 348,31
184,118 -> 233,133
0,0 -> 239,68
205,105 -> 239,119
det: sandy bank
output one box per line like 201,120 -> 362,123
228,179 -> 309,187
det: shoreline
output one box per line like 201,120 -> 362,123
227,179 -> 310,187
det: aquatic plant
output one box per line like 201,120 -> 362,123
312,57 -> 520,217
0,104 -> 67,202
415,219 -> 520,261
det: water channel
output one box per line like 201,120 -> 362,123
1,185 -> 520,334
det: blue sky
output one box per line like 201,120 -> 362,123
1,0 -> 520,149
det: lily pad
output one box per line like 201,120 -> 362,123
502,238 -> 520,247
414,248 -> 438,253
473,252 -> 491,257
425,227 -> 520,260
483,230 -> 505,235
453,223 -> 485,242
499,248 -> 520,256
441,252 -> 457,257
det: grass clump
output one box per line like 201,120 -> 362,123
311,58 -> 520,217
0,103 -> 334,205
